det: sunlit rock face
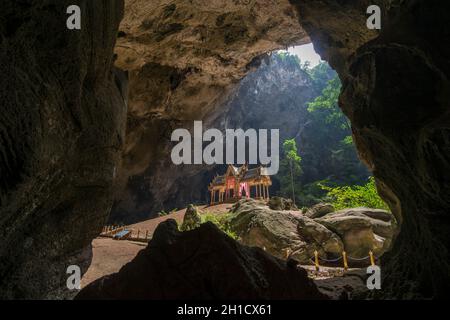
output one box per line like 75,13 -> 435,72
111,0 -> 310,222
116,0 -> 308,119
291,0 -> 450,298
0,1 -> 126,299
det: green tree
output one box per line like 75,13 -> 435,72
304,74 -> 367,185
308,76 -> 350,133
307,61 -> 336,89
279,139 -> 302,204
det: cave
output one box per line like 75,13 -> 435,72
0,0 -> 449,300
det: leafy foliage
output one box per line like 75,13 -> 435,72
276,51 -> 313,71
273,61 -> 370,207
283,139 -> 302,165
308,77 -> 350,131
320,177 -> 389,210
201,213 -> 238,240
307,61 -> 336,89
278,139 -> 303,203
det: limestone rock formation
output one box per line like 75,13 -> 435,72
304,203 -> 335,219
229,199 -> 344,263
180,204 -> 202,231
229,199 -> 397,264
296,216 -> 343,257
268,196 -> 298,211
315,269 -> 369,300
315,208 -> 396,259
291,0 -> 450,298
1,0 -> 449,300
76,220 -> 327,300
0,0 -> 126,299
110,0 -> 310,222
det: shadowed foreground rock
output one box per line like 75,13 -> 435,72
76,220 -> 327,300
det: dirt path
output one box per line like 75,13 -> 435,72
81,238 -> 146,287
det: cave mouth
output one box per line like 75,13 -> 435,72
82,43 -> 396,293
94,0 -> 450,299
1,0 -> 449,300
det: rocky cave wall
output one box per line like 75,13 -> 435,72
291,0 -> 450,298
0,0 -> 126,299
111,0 -> 310,222
110,51 -> 330,223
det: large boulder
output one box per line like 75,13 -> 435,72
304,203 -> 335,219
180,204 -> 202,231
229,199 -> 343,264
315,208 -> 397,260
268,196 -> 299,211
76,219 -> 327,300
296,217 -> 343,257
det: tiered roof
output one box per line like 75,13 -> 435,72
210,164 -> 269,187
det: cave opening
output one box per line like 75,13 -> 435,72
87,1 -> 450,299
82,43 -> 396,296
1,0 -> 449,300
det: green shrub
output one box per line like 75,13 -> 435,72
320,177 -> 389,210
201,213 -> 238,240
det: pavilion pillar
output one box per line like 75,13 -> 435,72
263,184 -> 266,199
266,186 -> 270,199
210,190 -> 213,205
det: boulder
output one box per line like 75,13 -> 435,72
229,199 -> 343,264
268,196 -> 298,211
296,217 -> 343,257
76,219 -> 327,300
315,208 -> 397,259
304,203 -> 335,219
180,204 -> 201,231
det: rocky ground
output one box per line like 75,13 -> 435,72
77,219 -> 328,300
81,199 -> 392,299
229,198 -> 397,266
81,238 -> 146,288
